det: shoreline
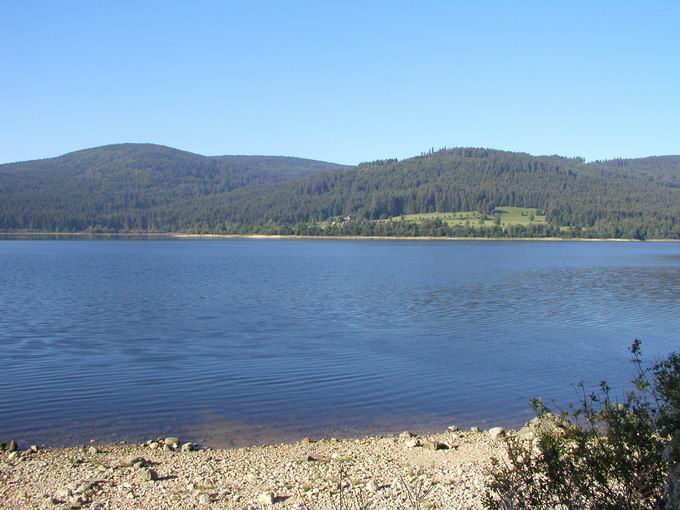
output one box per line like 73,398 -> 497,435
2,231 -> 679,242
0,427 -> 507,509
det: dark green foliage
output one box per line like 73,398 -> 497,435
0,143 -> 348,232
3,145 -> 680,238
484,341 -> 680,509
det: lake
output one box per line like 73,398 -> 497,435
1,239 -> 679,448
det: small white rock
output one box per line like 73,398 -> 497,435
404,438 -> 420,448
488,427 -> 506,440
257,492 -> 275,505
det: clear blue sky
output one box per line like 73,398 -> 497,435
2,1 -> 678,164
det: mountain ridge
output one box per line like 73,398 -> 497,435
2,143 -> 680,239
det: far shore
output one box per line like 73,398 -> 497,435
1,427 -> 507,509
2,231 -> 680,243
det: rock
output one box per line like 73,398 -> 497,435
122,456 -> 147,468
424,441 -> 449,451
301,437 -> 312,444
75,481 -> 97,494
517,426 -> 536,441
148,441 -> 159,450
447,425 -> 460,432
303,454 -> 318,462
529,413 -> 569,437
144,468 -> 158,481
366,480 -> 379,493
404,438 -> 420,448
55,488 -> 71,499
398,431 -> 415,440
198,493 -> 212,505
469,427 -> 480,433
488,427 -> 506,440
6,440 -> 17,452
29,444 -> 39,452
257,492 -> 275,505
7,451 -> 18,460
164,437 -> 180,448
88,446 -> 99,454
181,442 -> 194,452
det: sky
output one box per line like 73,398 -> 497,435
1,1 -> 679,165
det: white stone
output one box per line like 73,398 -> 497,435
488,427 -> 505,440
257,492 -> 275,505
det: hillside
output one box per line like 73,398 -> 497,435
0,144 -> 348,231
142,148 -> 680,239
2,145 -> 680,239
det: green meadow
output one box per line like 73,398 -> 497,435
392,207 -> 547,228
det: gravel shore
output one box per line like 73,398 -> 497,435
0,428 -> 507,509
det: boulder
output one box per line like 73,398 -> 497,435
518,413 -> 570,441
488,427 -> 506,440
517,426 -> 536,441
164,437 -> 180,448
404,438 -> 420,448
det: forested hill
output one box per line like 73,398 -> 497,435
0,143 -> 348,231
2,145 -> 680,239
145,148 -> 680,238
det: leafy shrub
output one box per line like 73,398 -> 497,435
484,340 -> 680,509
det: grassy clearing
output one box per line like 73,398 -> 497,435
392,207 -> 547,228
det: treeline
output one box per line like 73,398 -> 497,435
82,220 -> 651,241
2,144 -> 680,239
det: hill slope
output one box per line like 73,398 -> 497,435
0,143 -> 348,231
2,145 -> 680,238
140,148 -> 680,238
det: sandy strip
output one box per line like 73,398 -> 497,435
2,231 -> 666,242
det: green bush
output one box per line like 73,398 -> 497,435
484,340 -> 680,509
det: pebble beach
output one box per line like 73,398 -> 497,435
0,427 -> 509,509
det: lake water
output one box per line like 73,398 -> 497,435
1,239 -> 679,448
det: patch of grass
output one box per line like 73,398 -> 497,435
393,207 -> 547,228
